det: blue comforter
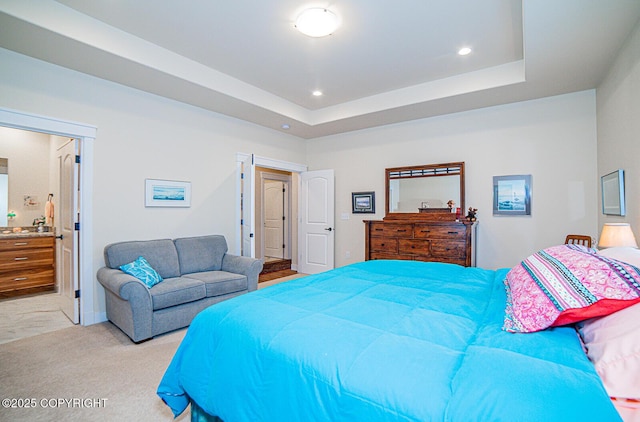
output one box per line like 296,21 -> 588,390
158,260 -> 621,421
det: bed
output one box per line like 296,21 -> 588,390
158,246 -> 640,421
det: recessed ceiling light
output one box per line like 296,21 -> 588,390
458,47 -> 472,56
295,8 -> 339,37
312,90 -> 323,97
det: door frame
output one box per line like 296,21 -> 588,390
236,154 -> 306,261
0,107 -> 96,325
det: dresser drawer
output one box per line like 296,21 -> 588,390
0,236 -> 54,251
0,268 -> 55,291
382,224 -> 413,238
430,240 -> 466,258
398,239 -> 431,256
370,237 -> 398,253
0,248 -> 54,271
413,224 -> 466,239
369,222 -> 386,236
369,252 -> 411,261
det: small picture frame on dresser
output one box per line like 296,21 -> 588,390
352,192 -> 375,214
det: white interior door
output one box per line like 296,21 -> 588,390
241,154 -> 256,258
58,139 -> 79,324
264,180 -> 284,259
299,169 -> 335,274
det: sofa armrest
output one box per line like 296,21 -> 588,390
221,254 -> 263,292
97,267 -> 152,303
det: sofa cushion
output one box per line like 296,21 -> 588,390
183,271 -> 248,297
174,235 -> 228,274
149,277 -> 206,311
104,239 -> 181,279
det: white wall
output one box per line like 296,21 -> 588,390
0,48 -> 306,319
597,20 -> 640,238
0,127 -> 51,227
307,90 -> 599,270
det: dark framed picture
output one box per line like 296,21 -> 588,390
493,175 -> 531,216
352,191 -> 375,214
601,169 -> 625,216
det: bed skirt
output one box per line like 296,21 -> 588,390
190,400 -> 222,422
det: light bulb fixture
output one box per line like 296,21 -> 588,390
458,47 -> 472,56
295,8 -> 339,37
312,90 -> 323,97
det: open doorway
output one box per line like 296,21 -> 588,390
256,167 -> 292,275
0,107 -> 95,329
237,153 -> 335,277
0,127 -> 77,343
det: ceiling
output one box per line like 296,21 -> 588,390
0,1 -> 639,139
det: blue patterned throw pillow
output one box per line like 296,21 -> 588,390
119,256 -> 163,288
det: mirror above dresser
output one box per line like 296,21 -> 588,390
385,162 -> 464,219
365,161 -> 476,266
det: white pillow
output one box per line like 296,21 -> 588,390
578,301 -> 640,399
598,247 -> 640,268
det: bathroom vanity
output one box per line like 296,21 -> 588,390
0,232 -> 55,298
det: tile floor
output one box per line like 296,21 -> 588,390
0,293 -> 74,345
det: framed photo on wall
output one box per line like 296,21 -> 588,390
145,179 -> 192,207
601,169 -> 625,216
352,191 -> 375,214
493,175 -> 531,216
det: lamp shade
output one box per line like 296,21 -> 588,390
597,223 -> 638,248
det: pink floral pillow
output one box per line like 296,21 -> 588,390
503,244 -> 640,333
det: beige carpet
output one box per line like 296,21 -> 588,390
0,274 -> 307,421
0,322 -> 188,421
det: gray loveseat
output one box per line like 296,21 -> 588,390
97,235 -> 262,342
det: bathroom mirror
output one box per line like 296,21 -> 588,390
385,162 -> 464,216
0,158 -> 7,226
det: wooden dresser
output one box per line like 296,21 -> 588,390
364,218 -> 476,266
0,235 -> 55,298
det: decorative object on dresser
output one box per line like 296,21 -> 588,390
365,162 -> 476,267
0,233 -> 55,298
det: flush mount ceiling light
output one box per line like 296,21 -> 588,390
458,47 -> 472,56
312,90 -> 323,96
295,8 -> 339,37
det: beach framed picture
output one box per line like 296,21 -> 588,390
493,175 -> 531,216
145,179 -> 191,207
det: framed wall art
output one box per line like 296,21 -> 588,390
601,169 -> 625,216
352,191 -> 375,214
145,179 -> 191,207
493,175 -> 531,216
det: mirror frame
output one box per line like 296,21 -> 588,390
385,162 -> 465,219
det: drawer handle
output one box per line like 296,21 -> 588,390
14,242 -> 29,246
380,243 -> 385,247
13,277 -> 28,281
447,231 -> 459,235
396,229 -> 407,232
374,228 -> 383,232
420,230 -> 430,233
14,257 -> 29,261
